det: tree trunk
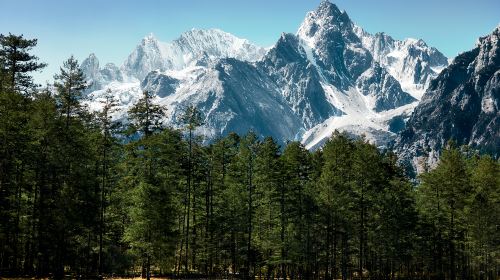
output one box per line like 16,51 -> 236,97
333,228 -> 337,280
359,183 -> 365,278
326,215 -> 331,280
246,156 -> 254,279
98,147 -> 106,275
280,180 -> 286,280
146,255 -> 151,280
342,233 -> 348,280
184,127 -> 193,273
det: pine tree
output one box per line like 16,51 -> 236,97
0,34 -> 45,275
318,132 -> 355,280
418,143 -> 471,280
254,137 -> 282,278
467,155 -> 499,279
371,152 -> 417,278
23,87 -> 56,275
209,133 -> 240,276
177,105 -> 203,274
46,57 -> 103,278
128,90 -> 165,137
281,141 -> 314,278
123,90 -> 170,279
0,33 -> 46,93
224,132 -> 259,279
0,88 -> 31,274
351,139 -> 385,277
53,55 -> 87,130
96,89 -> 120,275
123,129 -> 183,280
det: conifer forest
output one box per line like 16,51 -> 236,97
0,34 -> 498,280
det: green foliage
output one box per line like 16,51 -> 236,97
0,33 -> 46,93
467,156 -> 499,277
54,55 -> 87,126
128,90 -> 166,137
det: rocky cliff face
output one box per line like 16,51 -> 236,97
259,33 -> 342,129
394,26 -> 500,173
81,54 -> 123,92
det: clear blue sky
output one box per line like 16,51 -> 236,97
1,0 -> 498,84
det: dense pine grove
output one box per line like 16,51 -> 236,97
0,34 -> 498,280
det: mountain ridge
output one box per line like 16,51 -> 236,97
394,25 -> 500,173
82,0 -> 449,147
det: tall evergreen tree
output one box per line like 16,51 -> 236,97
224,132 -> 260,279
418,143 -> 471,280
96,89 -> 120,275
318,132 -> 355,280
123,92 -> 182,280
53,55 -> 87,129
0,33 -> 46,93
281,142 -> 314,277
0,34 -> 45,275
467,155 -> 499,279
128,90 -> 165,137
123,129 -> 184,280
253,137 -> 282,278
178,105 -> 203,273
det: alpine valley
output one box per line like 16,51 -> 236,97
2,0 -> 500,277
82,1 -> 498,170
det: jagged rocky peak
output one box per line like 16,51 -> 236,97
143,32 -> 157,42
400,38 -> 448,67
297,1 -> 358,49
263,33 -> 304,66
316,0 -> 343,16
394,25 -> 500,173
81,53 -> 124,92
357,31 -> 395,61
81,53 -> 100,79
298,1 -> 349,38
122,33 -> 165,81
139,33 -> 163,53
81,53 -> 106,92
474,25 -> 500,73
138,33 -> 163,55
259,32 -> 342,129
353,22 -> 449,100
101,63 -> 123,82
297,1 -> 372,88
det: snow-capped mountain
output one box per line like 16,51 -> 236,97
122,29 -> 267,81
83,1 -> 449,147
394,25 -> 500,173
81,53 -> 123,92
291,0 -> 446,148
354,28 -> 449,100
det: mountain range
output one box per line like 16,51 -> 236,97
82,0 -> 499,171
